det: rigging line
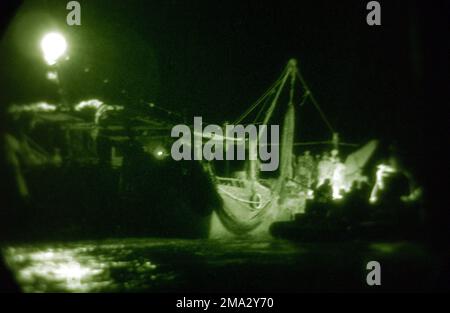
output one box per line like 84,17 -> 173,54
295,70 -> 335,134
119,88 -> 184,122
253,92 -> 273,123
293,141 -> 358,147
260,65 -> 291,128
298,89 -> 309,106
139,100 -> 185,121
234,76 -> 282,125
250,141 -> 359,147
234,68 -> 287,124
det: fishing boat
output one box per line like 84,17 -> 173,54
208,59 -> 378,238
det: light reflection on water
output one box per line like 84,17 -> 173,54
5,247 -> 111,292
2,239 -> 430,292
2,238 -> 301,292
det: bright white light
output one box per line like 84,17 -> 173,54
74,99 -> 104,111
8,102 -> 57,113
331,163 -> 346,200
41,32 -> 67,65
155,150 -> 164,159
46,70 -> 58,81
369,164 -> 396,203
153,147 -> 167,160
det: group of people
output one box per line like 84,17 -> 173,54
292,149 -> 350,201
291,146 -> 422,210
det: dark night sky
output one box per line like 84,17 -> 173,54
0,0 -> 447,171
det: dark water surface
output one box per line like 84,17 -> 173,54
1,238 -> 441,292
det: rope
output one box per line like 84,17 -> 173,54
253,90 -> 274,123
258,141 -> 358,147
234,68 -> 287,125
293,141 -> 358,147
217,186 -> 272,207
296,70 -> 335,134
299,90 -> 309,106
260,68 -> 291,127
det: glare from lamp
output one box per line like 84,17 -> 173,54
154,147 -> 167,160
41,32 -> 67,66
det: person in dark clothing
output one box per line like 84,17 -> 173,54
305,179 -> 332,219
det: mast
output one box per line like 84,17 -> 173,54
275,60 -> 297,195
259,59 -> 297,137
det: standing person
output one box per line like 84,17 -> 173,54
295,153 -> 309,190
303,150 -> 314,189
332,161 -> 346,200
317,152 -> 332,188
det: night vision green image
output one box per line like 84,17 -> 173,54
0,0 -> 448,293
